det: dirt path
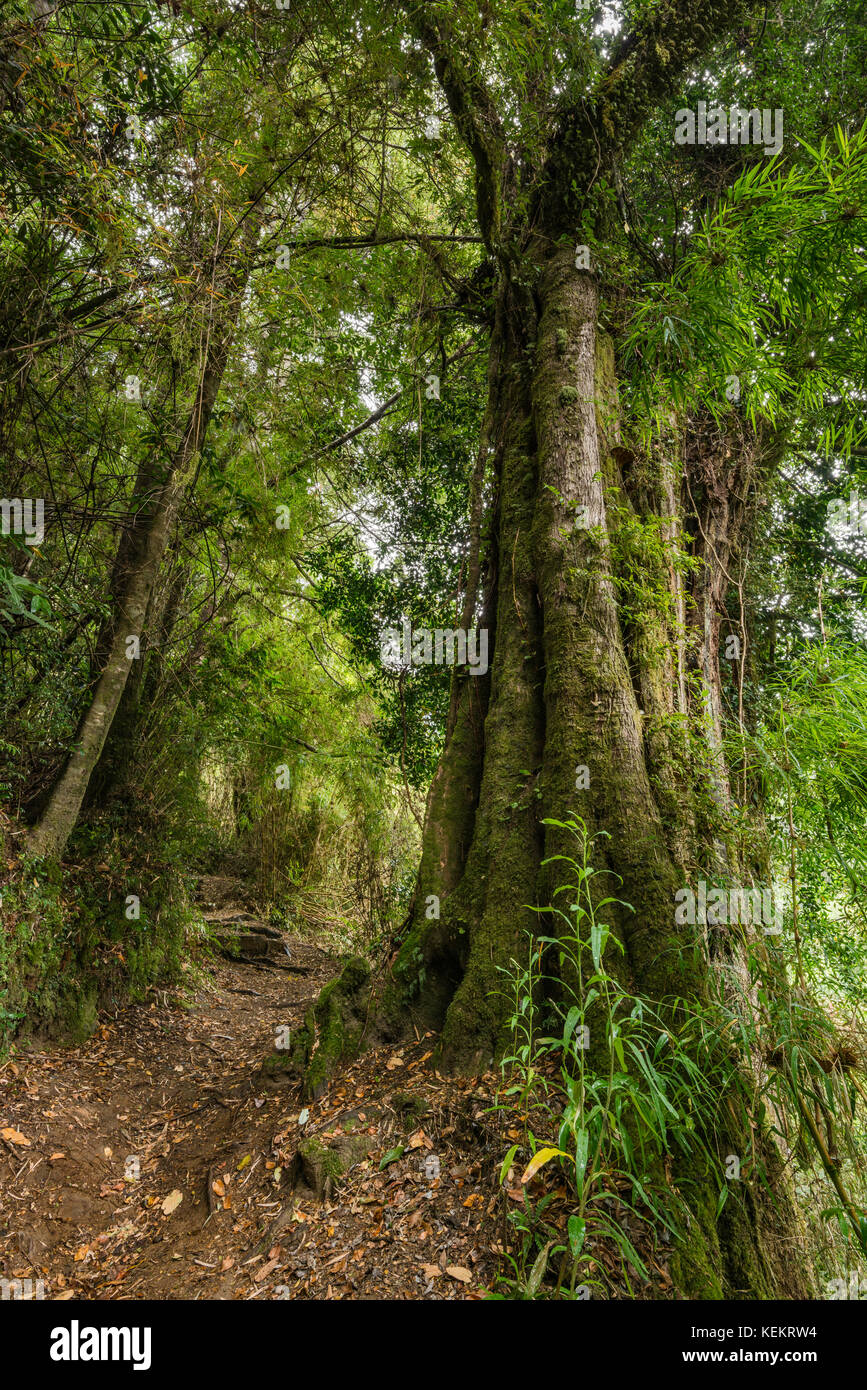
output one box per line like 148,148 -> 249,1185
0,912 -> 501,1301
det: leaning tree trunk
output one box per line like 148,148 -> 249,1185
26,215 -> 259,861
26,384 -> 216,860
82,549 -> 188,809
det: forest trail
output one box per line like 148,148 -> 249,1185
0,882 -> 499,1301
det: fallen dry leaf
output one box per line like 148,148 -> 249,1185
422,1263 -> 442,1279
161,1189 -> 183,1215
1,1127 -> 31,1146
445,1265 -> 472,1283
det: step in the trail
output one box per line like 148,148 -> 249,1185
211,928 -> 284,958
195,874 -> 256,909
201,907 -> 258,921
207,917 -> 285,941
227,933 -> 271,957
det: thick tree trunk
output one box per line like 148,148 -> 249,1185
395,246 -> 701,1049
360,239 -> 811,1298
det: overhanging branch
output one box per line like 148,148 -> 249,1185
398,2 -> 507,252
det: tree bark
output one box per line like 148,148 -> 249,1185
26,221 -> 257,860
373,242 -> 809,1296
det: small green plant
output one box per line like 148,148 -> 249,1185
490,816 -> 724,1300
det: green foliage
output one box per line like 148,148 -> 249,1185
622,124 -> 867,445
740,642 -> 867,1002
3,0 -> 867,1303
0,831 -> 191,1056
490,819 -> 725,1299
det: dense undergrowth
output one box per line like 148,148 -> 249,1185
492,819 -> 867,1299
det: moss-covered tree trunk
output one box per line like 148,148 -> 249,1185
26,353 -> 227,861
356,0 -> 814,1301
26,211 -> 261,861
373,237 -> 807,1297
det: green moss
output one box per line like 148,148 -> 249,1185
1,843 -> 193,1055
392,1091 -> 431,1124
295,1137 -> 345,1199
294,1133 -> 372,1200
295,955 -> 371,1101
261,1049 -> 295,1075
668,1155 -> 726,1299
52,979 -> 98,1045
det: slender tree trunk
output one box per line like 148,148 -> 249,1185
26,223 -> 257,860
83,552 -> 188,808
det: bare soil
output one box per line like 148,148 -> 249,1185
0,894 -> 504,1301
